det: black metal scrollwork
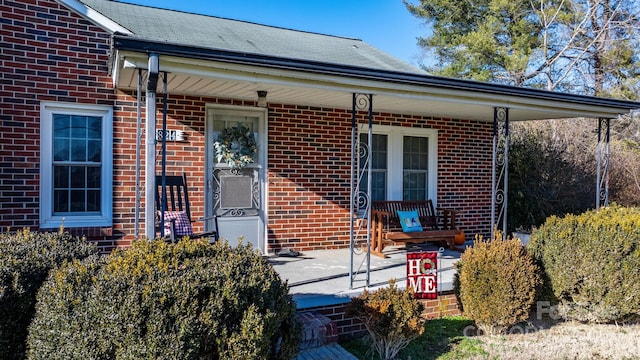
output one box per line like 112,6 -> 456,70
354,93 -> 370,111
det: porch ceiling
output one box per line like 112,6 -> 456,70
113,51 -> 637,122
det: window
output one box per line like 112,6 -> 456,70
40,102 -> 112,228
403,136 -> 429,200
359,133 -> 387,201
211,113 -> 260,168
359,125 -> 437,203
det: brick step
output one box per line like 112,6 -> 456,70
296,311 -> 338,350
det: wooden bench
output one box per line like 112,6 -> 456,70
366,200 -> 461,258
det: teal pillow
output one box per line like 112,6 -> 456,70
397,210 -> 422,232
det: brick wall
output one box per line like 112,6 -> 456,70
0,1 -> 245,250
0,0 -> 115,245
124,101 -> 493,253
1,0 -> 493,253
267,105 -> 354,252
436,118 -> 494,234
128,100 -> 493,254
267,106 -> 493,252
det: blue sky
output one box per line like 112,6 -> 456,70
119,0 -> 427,67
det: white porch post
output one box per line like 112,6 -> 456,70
144,53 -> 159,239
134,69 -> 142,238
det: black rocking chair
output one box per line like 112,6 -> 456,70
155,173 -> 219,243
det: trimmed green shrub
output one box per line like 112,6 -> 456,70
0,228 -> 97,360
27,239 -> 300,360
348,279 -> 424,360
454,232 -> 539,334
528,205 -> 640,323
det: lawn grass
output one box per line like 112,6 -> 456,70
341,316 -> 640,359
340,315 -> 487,360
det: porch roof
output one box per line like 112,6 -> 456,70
66,0 -> 640,121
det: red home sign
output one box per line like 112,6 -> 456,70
406,252 -> 437,299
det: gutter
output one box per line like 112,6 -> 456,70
112,35 -> 640,112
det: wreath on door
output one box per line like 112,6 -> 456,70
214,124 -> 257,169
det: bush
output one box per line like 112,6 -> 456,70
528,205 -> 640,323
454,232 -> 539,334
27,239 -> 300,360
0,228 -> 97,360
508,123 -> 595,233
348,279 -> 424,360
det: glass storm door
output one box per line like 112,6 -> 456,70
205,107 -> 266,252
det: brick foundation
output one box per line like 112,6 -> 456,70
298,292 -> 461,340
419,293 -> 462,319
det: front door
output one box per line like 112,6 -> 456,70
205,106 -> 267,252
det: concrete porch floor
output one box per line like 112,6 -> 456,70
267,242 -> 471,309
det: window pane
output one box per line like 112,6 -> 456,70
420,155 -> 428,169
53,166 -> 69,188
374,134 -> 388,168
53,114 -> 70,137
87,167 -> 101,188
70,139 -> 86,162
213,119 -> 225,132
70,167 -> 86,188
87,140 -> 101,162
87,116 -> 101,139
70,190 -> 85,212
360,172 -> 386,202
372,171 -> 386,201
54,190 -> 69,213
359,133 -> 388,203
53,138 -> 70,161
87,190 -> 100,212
403,136 -> 428,170
403,136 -> 428,201
213,115 -> 259,165
403,173 -> 427,200
71,116 -> 86,138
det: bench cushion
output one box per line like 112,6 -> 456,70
384,229 -> 460,241
396,210 -> 422,232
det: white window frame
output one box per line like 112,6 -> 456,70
359,124 -> 438,204
40,102 -> 113,228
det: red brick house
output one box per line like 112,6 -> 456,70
2,0 -> 638,253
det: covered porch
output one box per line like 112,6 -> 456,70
69,0 -> 640,263
109,46 -> 639,289
113,49 -> 635,248
268,241 -> 467,310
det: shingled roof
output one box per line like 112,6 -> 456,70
78,0 -> 423,74
64,0 -> 639,120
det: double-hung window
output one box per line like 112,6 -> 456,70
40,102 -> 113,228
359,125 -> 437,203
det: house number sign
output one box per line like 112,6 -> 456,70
156,129 -> 185,142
